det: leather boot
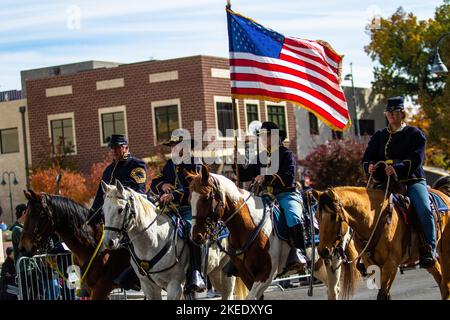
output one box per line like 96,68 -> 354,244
186,241 -> 206,293
285,224 -> 307,271
113,265 -> 141,291
419,244 -> 435,269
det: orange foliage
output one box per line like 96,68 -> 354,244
86,158 -> 111,197
30,165 -> 91,205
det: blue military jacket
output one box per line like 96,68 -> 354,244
150,158 -> 201,207
362,125 -> 426,183
92,153 -> 147,212
237,145 -> 297,193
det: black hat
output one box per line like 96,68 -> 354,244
107,134 -> 128,148
162,135 -> 197,149
260,121 -> 279,132
385,96 -> 405,112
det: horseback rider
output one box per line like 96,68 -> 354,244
235,121 -> 309,271
89,134 -> 147,289
362,96 -> 436,268
150,131 -> 206,293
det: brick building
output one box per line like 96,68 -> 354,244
26,55 -> 297,174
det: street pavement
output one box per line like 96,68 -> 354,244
264,266 -> 442,300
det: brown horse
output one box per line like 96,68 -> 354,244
189,165 -> 358,300
20,190 -> 130,300
313,186 -> 450,300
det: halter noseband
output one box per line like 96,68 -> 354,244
23,194 -> 55,249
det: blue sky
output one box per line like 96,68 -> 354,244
0,0 -> 444,91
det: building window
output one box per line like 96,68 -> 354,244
267,104 -> 286,131
154,105 -> 180,143
332,130 -> 343,140
309,112 -> 319,135
216,101 -> 235,138
246,103 -> 259,126
0,128 -> 19,154
50,118 -> 75,154
101,112 -> 125,144
358,119 -> 375,136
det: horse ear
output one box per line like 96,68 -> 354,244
201,165 -> 210,185
311,190 -> 322,201
24,190 -> 33,201
101,180 -> 110,193
116,180 -> 125,195
29,189 -> 40,200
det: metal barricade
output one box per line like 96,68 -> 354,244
16,253 -> 76,300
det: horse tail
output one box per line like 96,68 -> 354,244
234,277 -> 248,299
433,175 -> 450,197
340,241 -> 360,300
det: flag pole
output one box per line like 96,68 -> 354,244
232,97 -> 241,187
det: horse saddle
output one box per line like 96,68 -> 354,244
167,213 -> 230,241
261,195 -> 320,245
390,190 -> 449,227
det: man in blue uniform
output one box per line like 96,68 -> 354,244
150,133 -> 206,293
362,96 -> 435,268
235,121 -> 308,271
90,134 -> 147,223
89,134 -> 147,289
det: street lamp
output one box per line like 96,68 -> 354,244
431,32 -> 450,75
1,171 -> 19,224
344,62 -> 361,138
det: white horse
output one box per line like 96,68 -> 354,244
190,165 -> 352,300
101,180 -> 238,300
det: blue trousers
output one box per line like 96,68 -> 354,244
406,180 -> 436,252
178,206 -> 192,231
276,191 -> 303,228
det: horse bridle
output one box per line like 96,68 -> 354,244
23,195 -> 55,249
104,195 -> 135,235
319,191 -> 352,264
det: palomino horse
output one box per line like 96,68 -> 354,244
101,180 -> 241,300
20,190 -> 130,300
313,186 -> 450,300
189,165 -> 353,300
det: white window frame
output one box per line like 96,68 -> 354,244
151,98 -> 182,146
213,96 -> 240,141
47,112 -> 77,155
264,101 -> 290,142
98,105 -> 128,147
243,99 -> 261,132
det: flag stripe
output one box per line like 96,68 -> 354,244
231,88 -> 347,129
280,48 -> 338,79
230,52 -> 342,92
230,80 -> 349,125
285,37 -> 341,66
230,67 -> 348,116
282,45 -> 339,75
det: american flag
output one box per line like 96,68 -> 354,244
226,8 -> 351,131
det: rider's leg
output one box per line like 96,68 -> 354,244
178,206 -> 206,293
406,180 -> 436,268
276,192 -> 308,270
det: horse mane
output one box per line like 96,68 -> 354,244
189,172 -> 244,203
433,176 -> 450,197
45,195 -> 96,247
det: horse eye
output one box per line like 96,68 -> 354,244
118,208 -> 123,214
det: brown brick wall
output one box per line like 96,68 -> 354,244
27,55 -> 297,174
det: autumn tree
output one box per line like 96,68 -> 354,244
30,165 -> 91,205
365,1 -> 450,169
299,137 -> 368,190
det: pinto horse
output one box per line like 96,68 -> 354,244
189,165 -> 355,300
101,180 -> 241,300
313,186 -> 450,300
20,190 -> 130,300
